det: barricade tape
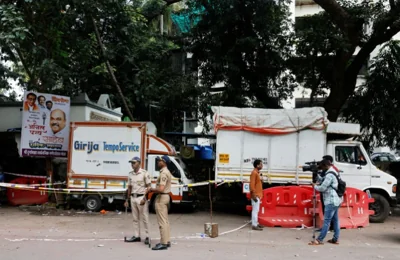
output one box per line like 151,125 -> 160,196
3,172 -> 48,179
0,179 -> 245,195
0,182 -> 126,194
16,182 -> 65,187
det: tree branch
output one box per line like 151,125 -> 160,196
144,0 -> 182,21
389,0 -> 396,10
91,16 -> 135,121
164,0 -> 181,4
7,43 -> 38,89
345,18 -> 400,91
313,0 -> 359,43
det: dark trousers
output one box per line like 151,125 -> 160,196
320,194 -> 334,230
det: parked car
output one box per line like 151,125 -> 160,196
371,152 -> 399,163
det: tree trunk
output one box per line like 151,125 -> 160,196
323,83 -> 349,122
91,17 -> 135,121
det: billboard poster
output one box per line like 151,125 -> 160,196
20,91 -> 71,158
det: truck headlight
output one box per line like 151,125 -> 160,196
393,184 -> 397,194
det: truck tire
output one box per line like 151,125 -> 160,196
83,195 -> 102,212
369,193 -> 390,223
150,196 -> 171,214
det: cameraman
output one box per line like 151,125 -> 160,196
316,155 -> 338,233
323,155 -> 339,173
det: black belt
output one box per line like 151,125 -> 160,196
131,193 -> 145,198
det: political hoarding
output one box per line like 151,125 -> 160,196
20,91 -> 70,158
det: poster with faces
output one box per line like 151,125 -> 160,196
20,91 -> 70,158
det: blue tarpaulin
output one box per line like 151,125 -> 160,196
171,7 -> 204,33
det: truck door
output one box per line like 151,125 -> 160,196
168,158 -> 182,198
147,155 -> 159,185
333,145 -> 371,190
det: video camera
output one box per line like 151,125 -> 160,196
301,160 -> 321,183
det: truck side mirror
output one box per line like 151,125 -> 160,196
358,159 -> 367,166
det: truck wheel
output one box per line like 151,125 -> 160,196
369,193 -> 390,223
83,195 -> 102,212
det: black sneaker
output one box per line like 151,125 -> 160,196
144,237 -> 149,245
252,226 -> 263,231
152,244 -> 168,250
156,242 -> 171,248
125,236 -> 141,243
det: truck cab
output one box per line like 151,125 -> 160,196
326,141 -> 397,222
147,154 -> 194,211
145,133 -> 194,211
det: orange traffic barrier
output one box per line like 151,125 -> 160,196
256,186 -> 314,228
317,187 -> 374,229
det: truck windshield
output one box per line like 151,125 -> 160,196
175,158 -> 192,179
166,159 -> 181,179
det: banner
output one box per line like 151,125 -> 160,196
69,124 -> 143,177
20,91 -> 70,158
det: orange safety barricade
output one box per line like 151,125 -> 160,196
316,187 -> 374,229
257,186 -> 314,228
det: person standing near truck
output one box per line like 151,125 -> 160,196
124,156 -> 151,245
250,159 -> 263,231
309,159 -> 342,245
323,155 -> 339,173
149,155 -> 172,250
316,155 -> 339,232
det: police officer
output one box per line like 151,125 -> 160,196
149,155 -> 172,251
124,156 -> 151,245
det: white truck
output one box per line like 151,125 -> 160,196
212,106 -> 398,223
67,121 -> 194,212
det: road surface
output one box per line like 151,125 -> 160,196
0,207 -> 399,260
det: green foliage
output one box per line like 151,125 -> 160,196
0,0 -> 197,133
343,41 -> 400,149
187,0 -> 296,110
292,0 -> 400,121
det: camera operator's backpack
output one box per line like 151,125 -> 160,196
327,171 -> 346,198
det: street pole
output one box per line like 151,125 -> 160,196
183,111 -> 187,146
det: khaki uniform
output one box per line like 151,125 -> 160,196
155,167 -> 172,244
128,168 -> 151,238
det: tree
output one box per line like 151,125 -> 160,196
294,0 -> 400,121
0,0 -> 197,133
187,0 -> 296,109
342,41 -> 400,149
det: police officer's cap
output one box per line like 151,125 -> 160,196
156,155 -> 170,163
129,156 -> 141,163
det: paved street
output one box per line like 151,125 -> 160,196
0,207 -> 399,260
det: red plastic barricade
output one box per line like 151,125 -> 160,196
6,177 -> 48,206
257,186 -> 314,228
317,187 -> 374,229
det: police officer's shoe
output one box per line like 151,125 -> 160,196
152,243 -> 168,250
156,242 -> 171,248
144,237 -> 149,245
125,236 -> 141,242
